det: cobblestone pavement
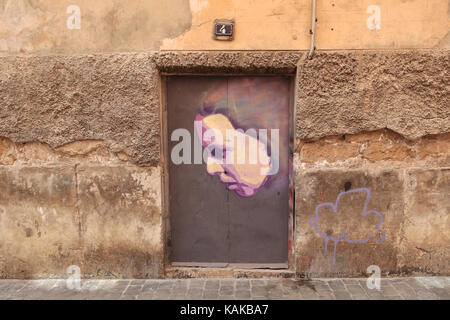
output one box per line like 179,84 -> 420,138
0,277 -> 448,300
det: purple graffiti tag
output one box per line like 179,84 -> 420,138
308,188 -> 386,265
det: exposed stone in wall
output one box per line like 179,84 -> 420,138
0,137 -> 16,165
297,130 -> 450,168
55,140 -> 104,156
416,134 -> 450,161
296,50 -> 450,140
0,137 -> 138,166
299,136 -> 360,164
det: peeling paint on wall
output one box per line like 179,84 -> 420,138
0,0 -> 55,52
190,0 -> 209,14
0,0 -> 193,54
0,0 -> 448,54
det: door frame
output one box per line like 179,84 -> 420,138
160,73 -> 296,272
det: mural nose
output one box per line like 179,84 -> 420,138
206,159 -> 224,175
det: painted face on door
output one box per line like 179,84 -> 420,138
194,113 -> 271,197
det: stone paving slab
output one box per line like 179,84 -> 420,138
0,277 -> 448,300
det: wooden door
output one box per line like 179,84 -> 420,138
166,76 -> 292,267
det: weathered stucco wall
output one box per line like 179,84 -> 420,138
297,50 -> 450,140
0,50 -> 448,278
0,138 -> 163,278
0,53 -> 160,167
162,0 -> 450,50
1,50 -> 448,162
295,130 -> 449,277
293,49 -> 449,276
0,0 -> 449,55
0,0 -> 192,54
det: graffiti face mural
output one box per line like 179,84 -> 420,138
194,113 -> 272,197
167,76 -> 291,264
170,76 -> 287,198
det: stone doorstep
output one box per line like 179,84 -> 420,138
165,266 -> 297,279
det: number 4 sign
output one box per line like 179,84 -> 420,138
213,19 -> 234,41
367,5 -> 381,30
